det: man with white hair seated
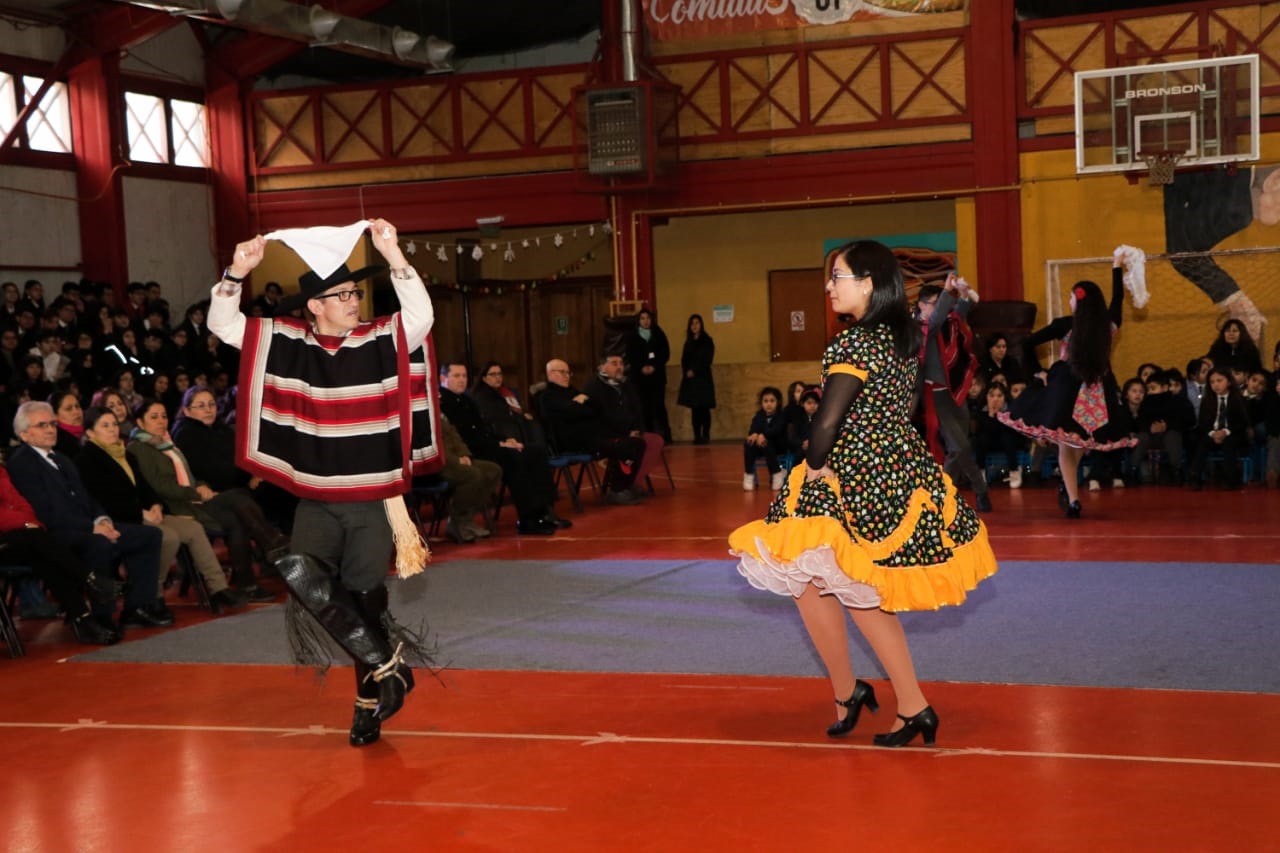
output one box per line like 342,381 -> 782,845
6,400 -> 170,631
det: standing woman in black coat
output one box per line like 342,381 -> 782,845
624,308 -> 673,442
677,313 -> 716,444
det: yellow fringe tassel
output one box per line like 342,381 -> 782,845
383,497 -> 430,579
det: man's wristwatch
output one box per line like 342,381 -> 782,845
221,267 -> 246,284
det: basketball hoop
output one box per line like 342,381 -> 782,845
1138,151 -> 1182,186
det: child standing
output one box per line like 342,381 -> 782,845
787,388 -> 821,461
744,386 -> 788,491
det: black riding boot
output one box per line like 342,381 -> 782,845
348,585 -> 417,746
276,554 -> 413,724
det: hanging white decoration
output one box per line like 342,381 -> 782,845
553,233 -> 564,247
456,244 -> 465,254
522,239 -> 530,248
503,243 -> 516,262
405,241 -> 416,255
489,242 -> 497,251
471,244 -> 484,261
436,246 -> 449,263
588,224 -> 595,236
536,237 -> 541,246
602,222 -> 612,235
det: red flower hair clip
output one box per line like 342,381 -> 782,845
1073,286 -> 1087,301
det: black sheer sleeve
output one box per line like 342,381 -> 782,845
1109,265 -> 1125,329
1024,316 -> 1074,349
805,372 -> 864,469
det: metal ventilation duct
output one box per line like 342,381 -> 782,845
117,0 -> 455,71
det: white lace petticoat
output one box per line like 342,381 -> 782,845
735,539 -> 882,609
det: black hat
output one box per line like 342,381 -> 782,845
278,263 -> 384,312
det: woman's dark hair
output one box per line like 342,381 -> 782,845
985,334 -> 1009,357
1121,377 -> 1145,400
83,405 -> 117,432
48,389 -> 80,417
131,396 -> 164,424
1209,319 -> 1261,364
1066,279 -> 1112,384
89,386 -> 123,410
833,240 -> 922,360
685,313 -> 706,340
787,380 -> 807,404
1205,367 -> 1241,399
1136,362 -> 1161,380
472,361 -> 504,392
758,386 -> 783,405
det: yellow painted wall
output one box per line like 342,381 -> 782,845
1019,136 -> 1280,380
651,200 -> 959,365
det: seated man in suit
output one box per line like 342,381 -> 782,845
582,353 -> 665,497
7,400 -> 171,630
0,466 -> 123,644
541,358 -> 647,506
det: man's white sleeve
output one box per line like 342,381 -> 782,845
395,268 -> 434,349
207,282 -> 246,350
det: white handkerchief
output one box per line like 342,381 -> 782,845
266,221 -> 371,279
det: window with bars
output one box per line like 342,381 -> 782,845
124,90 -> 208,167
0,71 -> 73,153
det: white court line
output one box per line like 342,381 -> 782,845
2,720 -> 1277,771
375,800 -> 566,813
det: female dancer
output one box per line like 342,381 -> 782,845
998,258 -> 1136,517
730,241 -> 998,747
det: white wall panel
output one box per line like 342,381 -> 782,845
122,176 -> 216,316
0,165 -> 81,284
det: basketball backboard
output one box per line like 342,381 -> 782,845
1075,54 -> 1260,176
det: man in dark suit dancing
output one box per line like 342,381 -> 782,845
7,400 -> 171,630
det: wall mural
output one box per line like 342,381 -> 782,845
641,0 -> 967,42
1162,166 -> 1278,349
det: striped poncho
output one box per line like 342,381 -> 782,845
235,312 -> 444,502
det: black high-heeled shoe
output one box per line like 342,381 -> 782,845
1057,482 -> 1069,510
826,679 -> 879,737
873,705 -> 939,747
1065,500 -> 1081,519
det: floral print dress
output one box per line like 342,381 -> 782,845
729,324 -> 997,612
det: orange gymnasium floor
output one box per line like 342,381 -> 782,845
2,443 -> 1278,852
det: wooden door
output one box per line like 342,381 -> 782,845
768,268 -> 828,361
526,277 -> 613,387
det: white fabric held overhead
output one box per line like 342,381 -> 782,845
266,221 -> 371,279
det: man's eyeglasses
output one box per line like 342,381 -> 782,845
313,289 -> 364,303
485,370 -> 503,377
29,420 -> 56,429
549,368 -> 572,376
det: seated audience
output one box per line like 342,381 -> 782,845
171,386 -> 297,533
787,388 -> 821,462
540,358 -> 647,506
741,385 -> 788,491
1207,319 -> 1263,375
470,360 -> 546,451
7,400 -> 170,629
0,465 -> 122,644
973,381 -> 1028,488
1187,369 -> 1250,490
1263,369 -> 1280,489
436,418 -> 504,543
583,353 -> 665,493
77,405 -> 248,614
439,360 -> 563,534
1130,369 -> 1195,486
50,389 -> 84,459
980,333 -> 1024,384
127,398 -> 279,601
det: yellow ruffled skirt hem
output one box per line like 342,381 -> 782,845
728,471 -> 998,612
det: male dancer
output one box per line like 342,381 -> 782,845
209,218 -> 443,746
916,274 -> 990,511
